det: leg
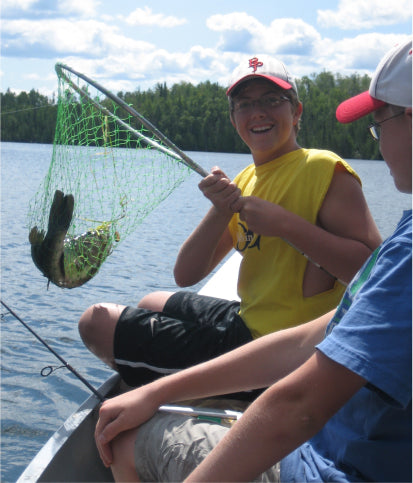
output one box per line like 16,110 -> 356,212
111,412 -> 280,482
93,293 -> 250,387
78,292 -> 173,371
133,413 -> 230,482
110,428 -> 140,482
78,303 -> 126,369
137,291 -> 175,312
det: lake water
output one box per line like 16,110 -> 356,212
1,142 -> 411,482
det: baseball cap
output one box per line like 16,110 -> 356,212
336,38 -> 412,124
226,55 -> 298,97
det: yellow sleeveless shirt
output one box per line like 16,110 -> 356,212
228,148 -> 360,338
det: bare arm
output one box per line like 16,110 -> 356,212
174,167 -> 240,286
95,311 -> 333,466
174,208 -> 234,286
231,166 -> 382,284
157,311 -> 330,400
186,350 -> 366,482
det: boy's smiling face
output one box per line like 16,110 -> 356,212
230,78 -> 302,166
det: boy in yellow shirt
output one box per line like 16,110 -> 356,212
79,55 -> 381,387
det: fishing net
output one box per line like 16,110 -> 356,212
28,63 -> 206,289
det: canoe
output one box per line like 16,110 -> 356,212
17,373 -> 121,482
17,252 -> 242,482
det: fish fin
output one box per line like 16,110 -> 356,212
29,226 -> 45,245
47,190 -> 74,235
30,190 -> 75,288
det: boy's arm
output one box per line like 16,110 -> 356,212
185,350 -> 366,482
174,167 -> 241,286
310,165 -> 382,282
174,207 -> 234,286
95,312 -> 332,466
232,166 -> 382,284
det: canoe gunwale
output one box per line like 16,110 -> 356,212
17,252 -> 242,482
17,373 -> 121,482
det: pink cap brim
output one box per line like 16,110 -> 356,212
226,74 -> 293,96
336,91 -> 386,124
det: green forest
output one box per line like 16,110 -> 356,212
1,71 -> 381,160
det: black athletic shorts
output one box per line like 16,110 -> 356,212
113,291 -> 253,387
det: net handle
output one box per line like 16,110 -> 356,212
54,64 -> 345,286
56,68 -> 184,162
55,63 -> 208,177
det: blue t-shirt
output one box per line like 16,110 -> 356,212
280,210 -> 412,482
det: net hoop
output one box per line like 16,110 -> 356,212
28,63 -> 209,288
55,63 -> 208,177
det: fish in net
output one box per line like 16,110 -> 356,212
28,63 -> 207,289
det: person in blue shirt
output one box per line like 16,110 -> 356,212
94,39 -> 412,483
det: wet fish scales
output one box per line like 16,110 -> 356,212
29,190 -> 114,289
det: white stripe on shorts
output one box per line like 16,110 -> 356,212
114,358 -> 181,374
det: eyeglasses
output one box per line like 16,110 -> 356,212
368,111 -> 404,141
232,94 -> 291,114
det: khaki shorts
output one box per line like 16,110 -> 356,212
134,411 -> 281,482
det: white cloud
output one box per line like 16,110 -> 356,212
123,6 -> 187,28
26,72 -> 43,80
15,17 -> 406,95
318,0 -> 412,30
1,0 -> 37,10
1,0 -> 100,18
1,18 -> 154,58
251,18 -> 321,55
207,13 -> 321,56
1,2 -> 411,97
207,12 -> 262,32
313,33 -> 411,75
58,0 -> 101,18
56,45 -> 236,94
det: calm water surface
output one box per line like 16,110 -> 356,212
1,142 -> 411,482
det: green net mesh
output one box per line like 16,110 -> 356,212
27,64 -> 192,288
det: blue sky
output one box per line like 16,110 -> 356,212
1,0 -> 411,97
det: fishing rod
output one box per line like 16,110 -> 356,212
1,300 -> 105,402
1,300 -> 244,423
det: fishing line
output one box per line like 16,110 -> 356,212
1,300 -> 245,424
1,300 -> 105,402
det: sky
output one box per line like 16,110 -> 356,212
1,0 -> 411,98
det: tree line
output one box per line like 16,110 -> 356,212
1,71 -> 381,160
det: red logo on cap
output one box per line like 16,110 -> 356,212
249,57 -> 263,73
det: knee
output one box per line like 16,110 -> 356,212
137,291 -> 175,312
78,303 -> 123,345
78,304 -> 101,343
78,303 -> 126,369
111,428 -> 140,481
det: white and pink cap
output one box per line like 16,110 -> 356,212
226,55 -> 298,96
336,38 -> 412,124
